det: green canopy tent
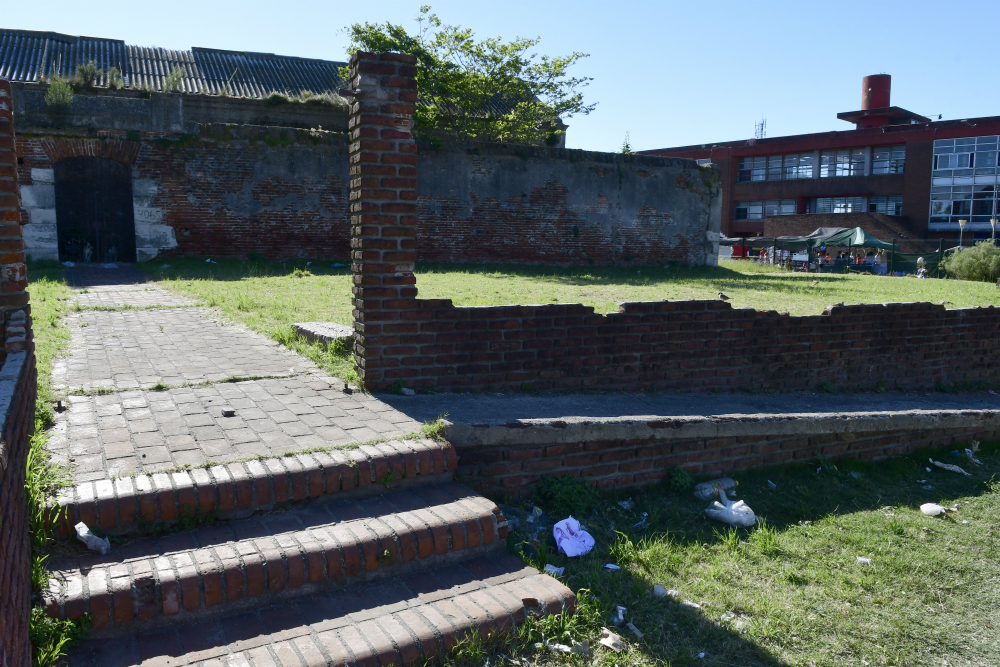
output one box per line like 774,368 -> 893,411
774,227 -> 895,250
773,227 -> 897,272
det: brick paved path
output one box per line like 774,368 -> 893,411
49,280 -> 420,481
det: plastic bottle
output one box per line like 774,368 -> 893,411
692,477 -> 737,501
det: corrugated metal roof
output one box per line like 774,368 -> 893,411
0,29 -> 346,97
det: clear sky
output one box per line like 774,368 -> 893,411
4,0 -> 998,153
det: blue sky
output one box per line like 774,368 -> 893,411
4,1 -> 998,152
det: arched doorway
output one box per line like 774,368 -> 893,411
53,157 -> 137,263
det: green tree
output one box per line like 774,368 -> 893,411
345,6 -> 595,144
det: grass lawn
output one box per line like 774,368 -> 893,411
140,257 -> 1000,385
494,443 -> 1000,667
26,261 -> 74,405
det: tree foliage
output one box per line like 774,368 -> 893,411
345,6 -> 595,144
943,240 -> 1000,282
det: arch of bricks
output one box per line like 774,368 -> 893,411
38,137 -> 142,164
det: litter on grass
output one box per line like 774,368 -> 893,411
547,641 -> 589,656
633,512 -> 649,529
704,489 -> 756,527
598,628 -> 624,652
543,564 -> 565,576
922,485 -> 935,490
626,622 -> 643,639
849,472 -> 862,479
75,522 -> 110,555
680,600 -> 701,611
612,606 -> 626,625
693,478 -> 737,500
920,503 -> 957,516
553,516 -> 594,556
930,458 -> 971,476
527,506 -> 543,523
653,584 -> 668,599
618,500 -> 635,510
767,480 -> 777,490
602,563 -> 621,572
857,556 -> 872,565
399,387 -> 415,396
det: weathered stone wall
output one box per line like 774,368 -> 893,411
0,77 -> 37,667
11,83 -> 719,265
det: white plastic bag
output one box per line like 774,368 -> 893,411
553,516 -> 595,557
704,490 -> 756,527
75,522 -> 111,555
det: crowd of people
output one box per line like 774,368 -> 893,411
750,246 -> 890,274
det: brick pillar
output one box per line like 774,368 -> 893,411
0,77 -> 32,667
348,52 -> 419,389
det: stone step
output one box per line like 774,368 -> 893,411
45,483 -> 509,638
64,553 -> 575,667
53,438 -> 457,537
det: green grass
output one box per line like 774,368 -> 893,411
143,257 -> 1000,387
495,443 -> 1000,667
27,260 -> 74,404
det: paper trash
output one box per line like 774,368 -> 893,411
598,628 -> 624,652
543,564 -> 565,576
553,516 -> 595,557
75,522 -> 110,555
929,458 -> 971,476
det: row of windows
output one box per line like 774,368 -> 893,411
736,196 -> 902,219
807,195 -> 902,215
737,146 -> 905,182
735,200 -> 797,220
930,137 -> 1000,224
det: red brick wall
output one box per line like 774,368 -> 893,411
457,418 -> 1000,499
370,299 -> 1000,392
0,77 -> 36,667
15,127 -> 717,265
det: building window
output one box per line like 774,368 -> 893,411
737,153 -> 814,182
735,200 -> 796,220
819,149 -> 866,177
930,136 -> 1000,228
808,196 -> 866,214
738,157 -> 767,182
871,146 -> 905,174
868,195 -> 903,215
783,153 -> 814,179
696,158 -> 713,166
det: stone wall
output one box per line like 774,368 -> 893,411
12,86 -> 718,266
0,77 -> 37,667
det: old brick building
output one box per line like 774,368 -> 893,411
1,29 -> 720,266
645,74 -> 1000,248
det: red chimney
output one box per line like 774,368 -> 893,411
862,74 -> 891,110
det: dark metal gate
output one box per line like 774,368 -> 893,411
54,157 -> 137,263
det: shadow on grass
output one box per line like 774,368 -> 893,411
499,439 -> 999,666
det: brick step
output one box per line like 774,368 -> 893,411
64,552 -> 575,667
53,438 -> 457,537
45,482 -> 509,638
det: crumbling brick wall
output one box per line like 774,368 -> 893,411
14,114 -> 719,265
348,53 -> 1000,393
0,77 -> 38,667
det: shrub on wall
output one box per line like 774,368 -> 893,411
943,241 -> 1000,282
163,67 -> 185,93
43,77 -> 74,109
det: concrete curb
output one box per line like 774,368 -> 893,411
446,409 -> 1000,447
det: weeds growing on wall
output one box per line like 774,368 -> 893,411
43,77 -> 74,109
74,61 -> 100,87
163,66 -> 185,93
26,407 -> 88,666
